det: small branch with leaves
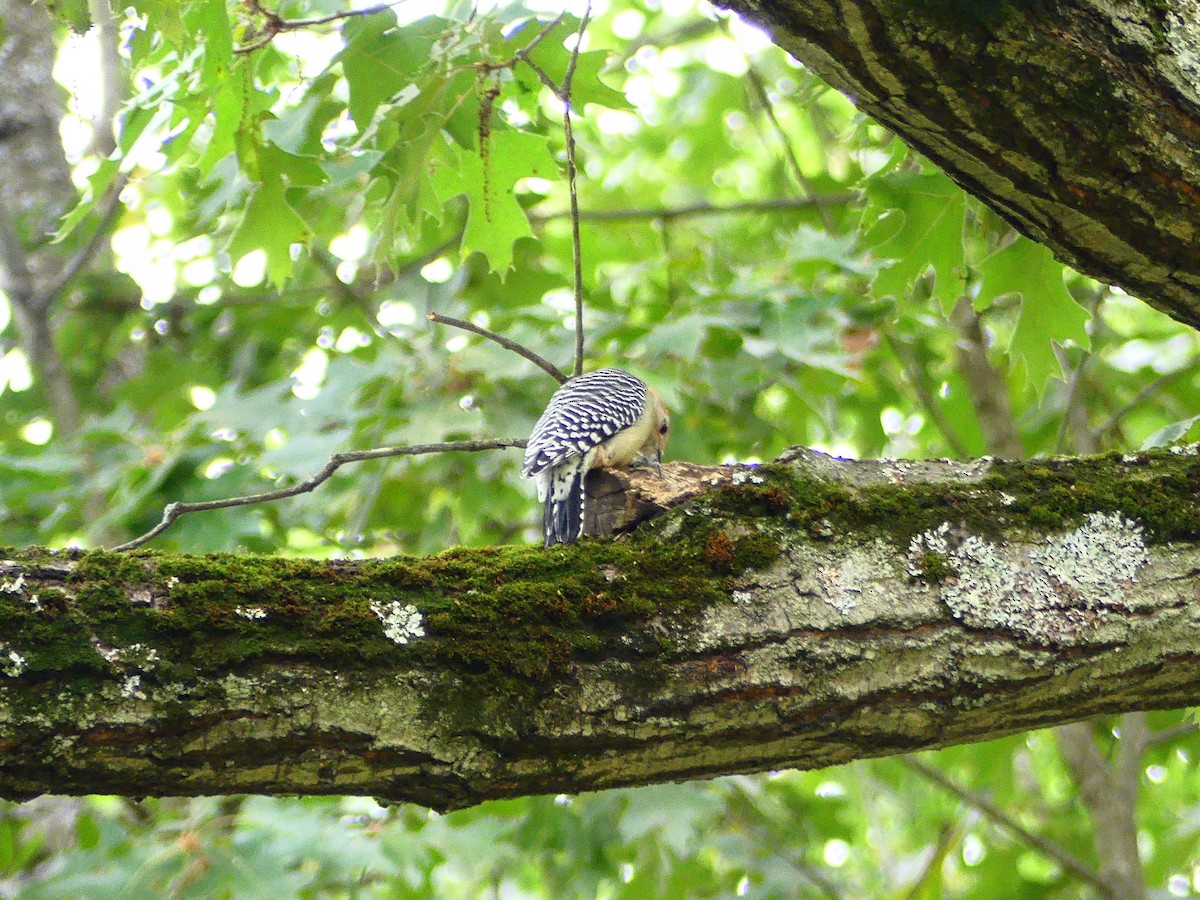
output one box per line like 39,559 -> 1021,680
472,6 -> 593,378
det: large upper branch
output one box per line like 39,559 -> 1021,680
1,448 -> 1199,811
722,0 -> 1200,328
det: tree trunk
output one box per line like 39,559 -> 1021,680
0,0 -> 84,436
722,0 -> 1200,330
1,448 -> 1198,811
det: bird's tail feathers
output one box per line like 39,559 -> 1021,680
544,465 -> 586,546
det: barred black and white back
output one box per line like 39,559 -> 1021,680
522,369 -> 663,546
522,369 -> 648,477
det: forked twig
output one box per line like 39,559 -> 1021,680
237,0 -> 411,53
902,758 -> 1113,896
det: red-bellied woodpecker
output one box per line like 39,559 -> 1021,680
522,368 -> 670,546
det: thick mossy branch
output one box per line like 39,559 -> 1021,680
1,538 -> 738,684
721,0 -> 1200,328
1,447 -> 1199,810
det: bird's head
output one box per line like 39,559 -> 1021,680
648,387 -> 670,463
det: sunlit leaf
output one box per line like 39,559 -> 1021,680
430,128 -> 556,272
978,238 -> 1088,394
864,170 -> 966,311
44,0 -> 90,32
226,173 -> 310,285
1141,413 -> 1200,450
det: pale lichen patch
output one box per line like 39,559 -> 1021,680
907,523 -> 952,578
236,606 -> 267,620
93,640 -> 160,672
1,573 -> 26,594
731,470 -> 765,486
1032,512 -> 1148,603
121,675 -> 146,700
94,641 -> 122,665
817,540 -> 898,616
1,646 -> 26,677
939,513 -> 1148,644
371,600 -> 425,645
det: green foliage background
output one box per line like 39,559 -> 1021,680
1,0 -> 1198,896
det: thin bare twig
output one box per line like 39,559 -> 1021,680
1146,720 -> 1199,748
518,56 -> 560,95
743,61 -> 836,232
45,173 -> 131,306
902,823 -> 961,900
111,438 -> 527,551
236,0 -> 410,53
482,12 -> 570,96
561,2 -> 591,378
884,332 -> 972,457
1053,289 -> 1104,454
427,313 -> 568,384
531,195 -> 858,224
1091,364 -> 1195,444
512,11 -> 568,65
903,758 -> 1114,897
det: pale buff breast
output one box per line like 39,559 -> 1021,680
592,413 -> 655,469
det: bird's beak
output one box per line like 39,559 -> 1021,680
655,447 -> 663,476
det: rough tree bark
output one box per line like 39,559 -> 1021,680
2,448 -> 1198,810
722,0 -> 1200,329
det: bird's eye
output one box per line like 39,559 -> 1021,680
659,422 -> 670,434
